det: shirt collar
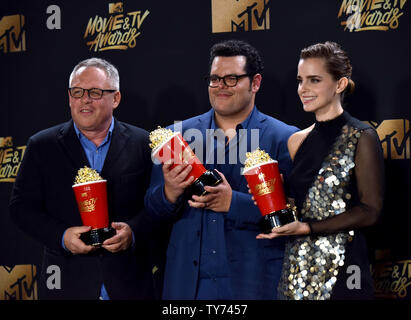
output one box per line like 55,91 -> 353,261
73,117 -> 115,141
210,105 -> 256,131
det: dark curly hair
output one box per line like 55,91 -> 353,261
300,41 -> 355,101
208,40 -> 264,79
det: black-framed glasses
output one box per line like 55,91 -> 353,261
68,87 -> 117,100
206,74 -> 250,88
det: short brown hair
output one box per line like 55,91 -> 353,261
300,41 -> 355,100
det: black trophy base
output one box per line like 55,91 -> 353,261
80,227 -> 116,246
260,208 -> 297,234
184,169 -> 222,198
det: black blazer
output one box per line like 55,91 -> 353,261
9,119 -> 159,299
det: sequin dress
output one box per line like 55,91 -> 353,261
278,111 -> 384,300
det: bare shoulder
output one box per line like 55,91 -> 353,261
287,124 -> 315,161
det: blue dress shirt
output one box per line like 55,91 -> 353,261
195,108 -> 255,300
62,118 -> 114,300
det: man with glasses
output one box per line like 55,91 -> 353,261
9,58 -> 158,299
145,40 -> 299,299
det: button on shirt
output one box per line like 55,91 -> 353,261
72,118 -> 114,300
74,120 -> 114,172
196,108 -> 255,300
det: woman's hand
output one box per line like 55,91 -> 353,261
256,221 -> 310,239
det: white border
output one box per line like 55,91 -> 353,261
151,131 -> 181,158
242,160 -> 277,175
72,179 -> 107,188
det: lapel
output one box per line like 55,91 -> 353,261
182,109 -> 213,139
215,106 -> 267,156
101,119 -> 129,176
56,120 -> 89,169
184,107 -> 268,165
247,107 -> 266,137
249,107 -> 267,151
237,107 -> 268,191
236,107 -> 267,191
194,109 -> 214,166
172,109 -> 212,164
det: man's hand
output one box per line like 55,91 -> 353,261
63,226 -> 97,255
188,170 -> 232,212
102,222 -> 133,253
163,161 -> 194,203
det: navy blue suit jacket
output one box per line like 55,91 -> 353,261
144,107 -> 298,299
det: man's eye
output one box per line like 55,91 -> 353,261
90,89 -> 102,96
72,89 -> 83,95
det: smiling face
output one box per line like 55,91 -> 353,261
208,56 -> 261,121
297,57 -> 346,119
69,66 -> 120,136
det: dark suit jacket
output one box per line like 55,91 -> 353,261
9,119 -> 160,299
145,107 -> 299,299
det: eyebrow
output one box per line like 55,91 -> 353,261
297,75 -> 323,79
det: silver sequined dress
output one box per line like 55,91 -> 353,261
278,112 -> 384,300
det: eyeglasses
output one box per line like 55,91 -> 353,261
68,87 -> 117,100
206,74 -> 250,88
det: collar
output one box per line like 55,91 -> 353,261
210,105 -> 257,131
73,117 -> 115,141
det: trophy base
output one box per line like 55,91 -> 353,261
185,169 -> 222,198
260,208 -> 298,234
80,227 -> 116,246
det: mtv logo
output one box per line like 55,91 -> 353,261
0,136 -> 13,148
109,2 -> 123,14
0,265 -> 37,300
211,0 -> 270,33
0,15 -> 26,53
366,119 -> 410,160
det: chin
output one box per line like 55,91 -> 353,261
213,105 -> 232,116
302,104 -> 317,113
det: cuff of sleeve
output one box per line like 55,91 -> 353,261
225,190 -> 261,227
160,185 -> 183,211
61,229 -> 69,252
146,184 -> 184,219
131,230 -> 136,249
307,222 -> 313,235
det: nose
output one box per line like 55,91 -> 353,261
217,77 -> 228,88
298,80 -> 308,93
80,90 -> 93,102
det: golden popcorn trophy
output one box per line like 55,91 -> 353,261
72,167 -> 115,246
243,149 -> 297,233
149,127 -> 222,198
